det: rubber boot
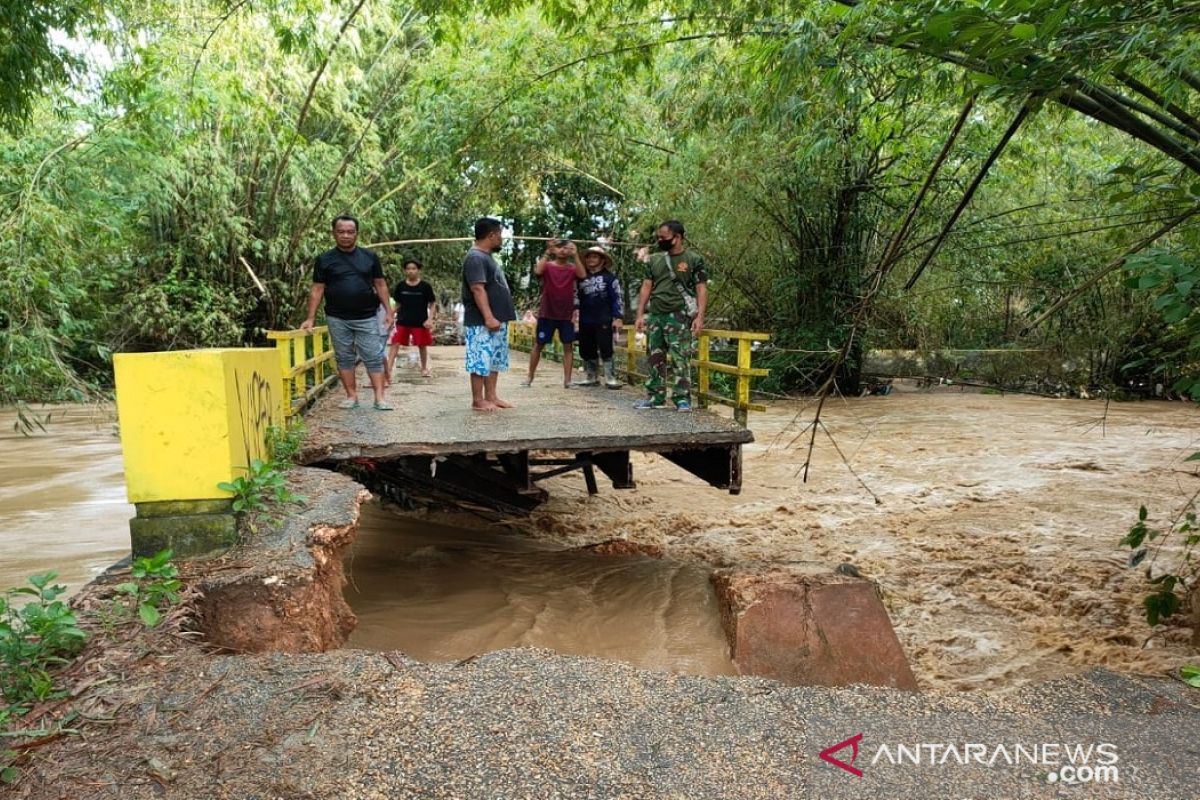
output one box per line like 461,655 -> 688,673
603,359 -> 622,389
574,359 -> 600,386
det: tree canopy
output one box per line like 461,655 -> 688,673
0,0 -> 1197,402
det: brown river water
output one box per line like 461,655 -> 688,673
2,388 -> 1197,691
0,405 -> 132,593
343,504 -> 737,675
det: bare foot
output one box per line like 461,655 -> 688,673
491,397 -> 514,409
472,400 -> 499,412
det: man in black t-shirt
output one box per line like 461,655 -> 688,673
387,258 -> 437,378
301,215 -> 394,410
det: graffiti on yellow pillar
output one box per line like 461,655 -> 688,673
234,368 -> 275,468
114,349 -> 283,503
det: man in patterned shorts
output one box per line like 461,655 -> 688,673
461,217 -> 517,411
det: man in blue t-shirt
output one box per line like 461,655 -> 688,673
301,215 -> 394,411
574,246 -> 624,388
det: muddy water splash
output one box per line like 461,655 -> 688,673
516,386 -> 1200,692
344,502 -> 737,677
0,405 -> 132,592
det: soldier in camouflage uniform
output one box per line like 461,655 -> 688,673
633,220 -> 708,411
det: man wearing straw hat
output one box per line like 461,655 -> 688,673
574,245 -> 624,388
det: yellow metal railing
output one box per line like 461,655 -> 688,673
508,320 -> 539,355
508,321 -> 771,425
266,327 -> 338,418
693,329 -> 771,426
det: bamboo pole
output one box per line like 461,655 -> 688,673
363,236 -> 648,249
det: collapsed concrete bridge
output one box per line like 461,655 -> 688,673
300,348 -> 752,515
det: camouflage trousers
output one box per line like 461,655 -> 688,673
644,311 -> 694,406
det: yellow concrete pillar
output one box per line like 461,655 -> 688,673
113,348 -> 284,557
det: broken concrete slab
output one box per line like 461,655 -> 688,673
712,563 -> 919,690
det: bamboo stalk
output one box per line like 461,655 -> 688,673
262,0 -> 369,237
238,256 -> 267,295
904,97 -> 1036,290
1021,205 -> 1200,334
876,95 -> 975,276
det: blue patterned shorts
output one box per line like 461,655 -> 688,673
464,324 -> 509,376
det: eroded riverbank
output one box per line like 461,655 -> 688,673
5,386 -> 1200,798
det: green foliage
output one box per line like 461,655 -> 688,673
1123,496 -> 1200,627
1181,665 -> 1200,689
266,422 -> 306,468
0,0 -> 106,133
0,552 -> 180,782
1123,250 -> 1200,399
112,550 -> 181,629
0,0 -> 1196,405
0,573 -> 87,710
0,706 -> 14,783
1118,238 -> 1200,628
219,420 -> 307,514
218,459 -> 296,513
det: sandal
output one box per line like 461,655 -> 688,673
373,401 -> 394,411
337,399 -> 360,409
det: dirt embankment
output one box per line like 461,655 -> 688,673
5,388 -> 1200,799
194,468 -> 367,653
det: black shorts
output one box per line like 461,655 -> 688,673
578,321 -> 614,361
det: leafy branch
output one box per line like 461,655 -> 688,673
217,423 -> 307,514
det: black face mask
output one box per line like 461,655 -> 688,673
657,238 -> 674,251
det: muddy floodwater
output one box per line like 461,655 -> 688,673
515,385 -> 1200,692
3,388 -> 1198,692
0,405 -> 132,593
344,503 -> 737,676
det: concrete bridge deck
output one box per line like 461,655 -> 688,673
301,347 -> 753,514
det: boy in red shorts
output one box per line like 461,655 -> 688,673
388,258 -> 437,378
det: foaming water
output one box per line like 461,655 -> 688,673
344,502 -> 738,677
0,405 -> 132,593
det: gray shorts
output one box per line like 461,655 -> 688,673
327,315 -> 386,373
